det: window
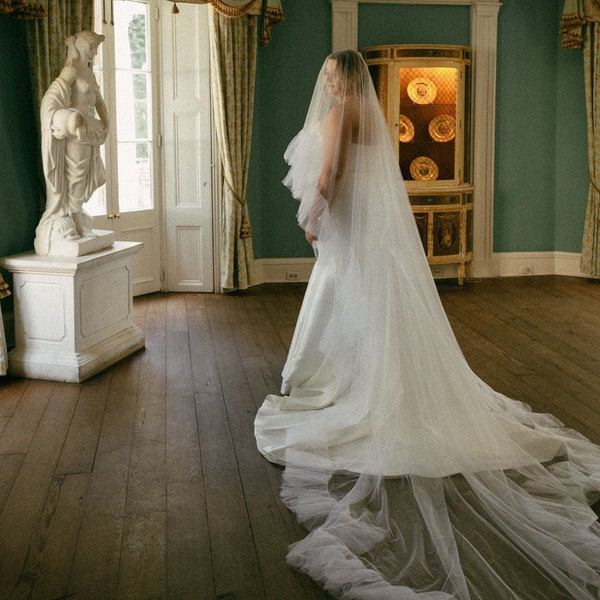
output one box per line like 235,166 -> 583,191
89,0 -> 155,216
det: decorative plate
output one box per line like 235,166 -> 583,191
407,77 -> 437,104
410,156 -> 439,181
398,115 -> 414,143
429,115 -> 456,142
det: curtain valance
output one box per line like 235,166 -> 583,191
561,0 -> 600,48
168,0 -> 283,45
171,0 -> 261,16
0,0 -> 45,18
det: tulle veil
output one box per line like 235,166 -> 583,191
254,50 -> 600,599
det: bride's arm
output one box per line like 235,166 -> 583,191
317,103 -> 354,205
305,102 -> 356,243
305,198 -> 323,243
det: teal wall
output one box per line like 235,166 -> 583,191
252,0 -> 589,259
494,0 -> 587,252
0,2 -> 590,267
554,31 -> 587,252
0,16 -> 40,309
358,4 -> 470,47
251,0 -> 331,259
0,17 -> 40,260
495,0 -> 559,251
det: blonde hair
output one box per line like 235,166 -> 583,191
328,49 -> 365,96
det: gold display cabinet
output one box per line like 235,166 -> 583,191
364,45 -> 473,284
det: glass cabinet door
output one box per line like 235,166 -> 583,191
398,65 -> 458,183
366,46 -> 471,188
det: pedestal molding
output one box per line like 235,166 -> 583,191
0,242 -> 145,382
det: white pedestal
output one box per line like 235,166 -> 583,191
0,242 -> 145,383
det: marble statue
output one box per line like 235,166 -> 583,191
34,30 -> 110,256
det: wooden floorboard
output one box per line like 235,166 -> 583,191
0,276 -> 598,599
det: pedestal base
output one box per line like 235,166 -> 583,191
0,242 -> 145,383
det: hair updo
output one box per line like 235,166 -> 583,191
328,49 -> 364,95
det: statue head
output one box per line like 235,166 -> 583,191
65,30 -> 105,66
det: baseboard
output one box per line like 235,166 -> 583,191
254,251 -> 590,286
487,251 -> 588,278
553,252 -> 589,277
254,257 -> 316,283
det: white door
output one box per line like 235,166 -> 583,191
91,0 -> 162,297
161,3 -> 215,292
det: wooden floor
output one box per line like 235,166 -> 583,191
0,275 -> 599,600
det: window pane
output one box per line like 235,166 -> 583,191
115,71 -> 151,141
114,0 -> 153,213
87,61 -> 107,216
117,141 -> 152,211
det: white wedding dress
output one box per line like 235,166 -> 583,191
255,51 -> 600,599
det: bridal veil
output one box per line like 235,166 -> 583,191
254,50 -> 600,599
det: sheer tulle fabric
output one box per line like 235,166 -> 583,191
254,51 -> 600,598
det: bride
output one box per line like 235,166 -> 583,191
254,50 -> 600,599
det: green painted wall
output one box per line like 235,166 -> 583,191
494,0 -> 587,253
0,17 -> 40,261
494,0 -> 559,251
0,16 -> 40,311
494,0 -> 587,252
555,39 -> 587,252
0,2 -> 591,267
253,0 -> 589,259
358,4 -> 470,48
251,0 -> 331,259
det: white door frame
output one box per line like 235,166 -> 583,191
93,0 -> 163,296
160,2 -> 219,293
331,0 -> 502,278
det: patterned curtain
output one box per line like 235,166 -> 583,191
209,8 -> 258,290
581,22 -> 600,276
561,0 -> 600,277
25,1 -> 93,114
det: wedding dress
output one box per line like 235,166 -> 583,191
254,50 -> 600,599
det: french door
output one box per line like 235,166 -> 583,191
161,3 -> 215,292
90,0 -> 214,295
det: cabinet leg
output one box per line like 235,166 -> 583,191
458,263 -> 465,286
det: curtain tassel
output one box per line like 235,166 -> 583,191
240,213 -> 252,239
0,274 -> 10,299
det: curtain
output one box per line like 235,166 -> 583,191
581,22 -> 600,276
25,1 -> 93,113
562,0 -> 600,277
209,8 -> 258,290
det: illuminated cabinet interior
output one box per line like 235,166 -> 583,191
365,45 -> 473,284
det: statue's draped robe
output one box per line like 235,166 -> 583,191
34,77 -> 106,255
